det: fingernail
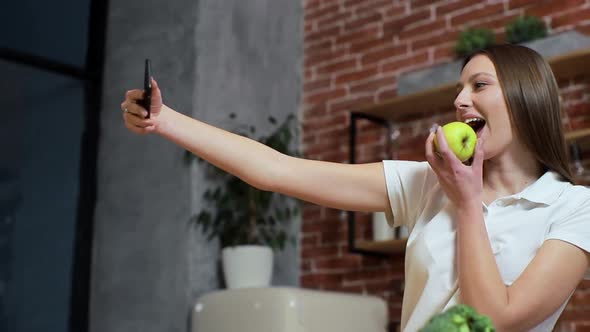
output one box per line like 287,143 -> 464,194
430,123 -> 439,133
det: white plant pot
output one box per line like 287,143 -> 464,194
221,245 -> 273,289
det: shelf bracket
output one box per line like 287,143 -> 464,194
347,112 -> 392,257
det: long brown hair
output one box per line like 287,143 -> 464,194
463,44 -> 574,183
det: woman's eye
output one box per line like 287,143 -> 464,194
474,82 -> 486,89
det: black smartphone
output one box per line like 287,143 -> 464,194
141,59 -> 152,119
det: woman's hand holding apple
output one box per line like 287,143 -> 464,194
425,124 -> 485,210
433,122 -> 477,162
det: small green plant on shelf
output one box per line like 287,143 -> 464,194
506,16 -> 547,44
455,28 -> 496,58
184,113 -> 300,251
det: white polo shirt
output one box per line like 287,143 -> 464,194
383,160 -> 590,332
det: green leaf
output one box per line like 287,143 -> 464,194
276,209 -> 284,222
196,212 -> 211,225
203,189 -> 212,200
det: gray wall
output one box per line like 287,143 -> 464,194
92,1 -> 302,331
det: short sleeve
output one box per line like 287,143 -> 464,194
545,197 -> 590,279
382,160 -> 436,229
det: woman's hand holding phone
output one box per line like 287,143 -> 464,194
120,60 -> 163,135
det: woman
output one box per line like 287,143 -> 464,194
121,44 -> 590,331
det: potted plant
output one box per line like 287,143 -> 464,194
185,113 -> 300,289
455,28 -> 496,58
506,16 -> 547,44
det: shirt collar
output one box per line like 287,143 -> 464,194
515,171 -> 569,205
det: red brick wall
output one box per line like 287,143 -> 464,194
301,0 -> 590,331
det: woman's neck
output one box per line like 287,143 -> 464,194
482,143 -> 544,203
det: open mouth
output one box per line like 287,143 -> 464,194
464,118 -> 486,136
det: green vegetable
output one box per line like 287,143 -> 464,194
420,304 -> 496,332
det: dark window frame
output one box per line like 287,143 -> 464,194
0,1 -> 109,331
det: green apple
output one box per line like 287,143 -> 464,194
434,122 -> 477,162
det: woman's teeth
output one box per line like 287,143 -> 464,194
464,118 -> 486,132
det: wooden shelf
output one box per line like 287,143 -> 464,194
565,128 -> 590,142
547,48 -> 590,83
354,48 -> 590,122
356,238 -> 407,255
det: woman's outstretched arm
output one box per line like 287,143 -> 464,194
121,79 -> 391,213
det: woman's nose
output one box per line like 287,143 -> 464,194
454,89 -> 471,110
